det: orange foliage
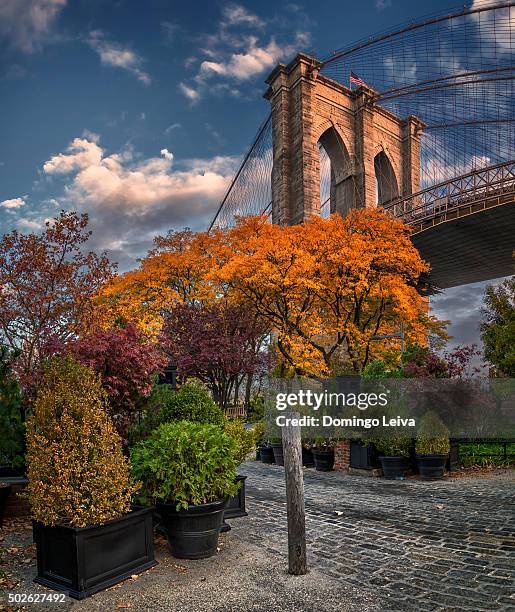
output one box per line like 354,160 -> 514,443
213,209 -> 436,374
99,229 -> 217,336
100,209 -> 442,374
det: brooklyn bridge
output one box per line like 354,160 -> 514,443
210,1 -> 515,291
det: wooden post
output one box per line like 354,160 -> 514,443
281,411 -> 307,575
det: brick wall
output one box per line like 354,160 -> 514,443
334,440 -> 351,472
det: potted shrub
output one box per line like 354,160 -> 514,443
416,412 -> 450,480
222,420 -> 262,526
27,357 -> 155,600
374,437 -> 412,479
312,439 -> 335,471
131,420 -> 239,559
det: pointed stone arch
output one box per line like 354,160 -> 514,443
374,150 -> 399,205
317,126 -> 357,217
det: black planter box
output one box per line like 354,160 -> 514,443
312,448 -> 335,472
33,507 -> 156,599
260,445 -> 275,464
350,441 -> 378,470
0,484 -> 11,527
270,442 -> 284,466
224,475 -> 248,519
302,447 -> 314,467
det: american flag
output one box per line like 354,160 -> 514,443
349,71 -> 366,88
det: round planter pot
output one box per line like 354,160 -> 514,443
416,454 -> 447,480
260,445 -> 275,464
312,448 -> 334,472
379,456 -> 410,479
157,499 -> 227,560
270,442 -> 284,466
302,447 -> 314,468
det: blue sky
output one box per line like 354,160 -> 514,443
0,0 -> 504,348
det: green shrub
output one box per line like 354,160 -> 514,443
247,395 -> 265,422
26,356 -> 136,527
224,419 -> 262,464
128,381 -> 225,447
0,346 -> 25,470
373,437 -> 412,457
416,411 -> 450,456
131,420 -> 238,510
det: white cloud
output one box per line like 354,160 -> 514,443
40,134 -> 240,267
16,218 -> 45,231
0,0 -> 66,53
43,137 -> 103,175
179,4 -> 311,101
469,0 -> 514,53
0,197 -> 26,209
199,37 -> 291,81
375,0 -> 391,9
160,148 -> 174,161
222,4 -> 264,28
179,82 -> 200,102
161,21 -> 180,44
164,123 -> 181,135
87,31 -> 151,85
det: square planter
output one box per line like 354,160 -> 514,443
224,475 -> 248,519
350,441 -> 378,470
33,506 -> 156,600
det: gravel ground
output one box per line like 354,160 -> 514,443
1,464 -> 513,612
0,521 -> 380,612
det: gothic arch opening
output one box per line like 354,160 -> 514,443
318,128 -> 355,218
374,151 -> 399,206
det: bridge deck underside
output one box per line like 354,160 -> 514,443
411,200 -> 515,289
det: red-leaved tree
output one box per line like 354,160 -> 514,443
0,211 -> 114,381
161,302 -> 269,410
64,324 -> 167,436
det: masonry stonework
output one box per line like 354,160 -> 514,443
265,54 -> 425,225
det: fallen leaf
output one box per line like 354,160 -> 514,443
130,574 -> 139,580
116,603 -> 132,609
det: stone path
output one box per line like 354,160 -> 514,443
232,462 -> 515,611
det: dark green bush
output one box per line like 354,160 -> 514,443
128,381 -> 225,446
159,381 -> 224,426
131,420 -> 239,510
0,346 -> 25,470
373,437 -> 412,457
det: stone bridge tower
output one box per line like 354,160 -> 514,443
264,54 -> 425,225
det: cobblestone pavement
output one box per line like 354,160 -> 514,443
232,462 -> 515,612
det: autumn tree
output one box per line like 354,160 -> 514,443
47,324 -> 167,441
161,302 -> 269,409
99,228 -> 216,337
480,276 -> 515,376
0,211 -> 114,378
213,210 -> 439,375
